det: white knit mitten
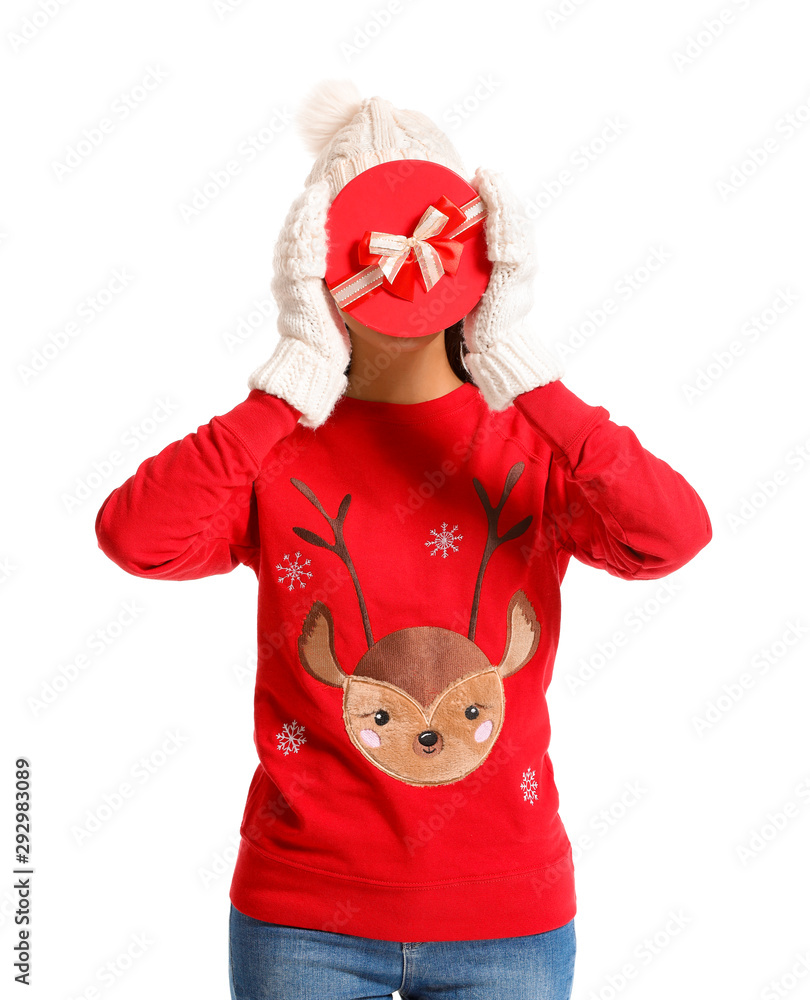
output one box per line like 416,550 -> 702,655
248,179 -> 351,429
463,167 -> 564,411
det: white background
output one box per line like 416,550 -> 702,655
2,1 -> 809,998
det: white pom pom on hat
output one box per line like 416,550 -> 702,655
295,79 -> 365,157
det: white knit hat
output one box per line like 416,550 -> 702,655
299,80 -> 469,199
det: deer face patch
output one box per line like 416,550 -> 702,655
290,463 -> 542,787
344,656 -> 505,784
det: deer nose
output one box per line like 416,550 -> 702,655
414,730 -> 443,756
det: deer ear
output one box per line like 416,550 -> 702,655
496,590 -> 542,679
298,601 -> 347,688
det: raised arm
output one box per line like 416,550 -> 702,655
460,167 -> 712,579
514,380 -> 712,580
95,389 -> 301,581
95,172 -> 359,581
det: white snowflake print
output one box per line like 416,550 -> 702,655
521,767 -> 538,805
277,720 -> 307,756
425,522 -> 463,558
276,551 -> 312,591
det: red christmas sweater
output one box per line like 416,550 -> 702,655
94,378 -> 712,942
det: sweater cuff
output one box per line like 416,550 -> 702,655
247,338 -> 349,429
512,380 -> 609,457
465,328 -> 565,412
215,389 -> 302,467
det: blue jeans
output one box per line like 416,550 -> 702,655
229,903 -> 576,1000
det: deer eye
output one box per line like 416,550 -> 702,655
374,709 -> 390,726
465,705 -> 479,720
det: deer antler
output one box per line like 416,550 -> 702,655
469,462 -> 532,641
289,478 -> 374,648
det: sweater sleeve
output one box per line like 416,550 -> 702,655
94,389 -> 301,581
513,380 -> 712,580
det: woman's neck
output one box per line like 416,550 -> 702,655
343,328 -> 465,405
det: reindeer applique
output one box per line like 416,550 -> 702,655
289,462 -> 541,787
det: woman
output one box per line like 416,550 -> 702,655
95,80 -> 712,1000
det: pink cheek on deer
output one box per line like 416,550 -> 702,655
475,719 -> 493,743
360,729 -> 381,748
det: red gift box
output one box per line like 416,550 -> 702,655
324,159 -> 492,338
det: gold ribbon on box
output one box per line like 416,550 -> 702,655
327,192 -> 487,311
